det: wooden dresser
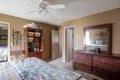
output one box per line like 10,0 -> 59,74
73,51 -> 120,80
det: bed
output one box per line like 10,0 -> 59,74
0,46 -> 8,61
0,46 -> 8,55
0,57 -> 81,80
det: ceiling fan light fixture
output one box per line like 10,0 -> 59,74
38,8 -> 48,16
28,0 -> 66,15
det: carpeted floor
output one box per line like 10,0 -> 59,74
48,58 -> 104,80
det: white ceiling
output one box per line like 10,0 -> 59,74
0,0 -> 120,26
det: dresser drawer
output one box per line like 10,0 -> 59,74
113,58 -> 120,66
93,56 -> 100,63
74,63 -> 92,73
99,64 -> 117,72
93,68 -> 120,80
94,63 -> 117,72
93,55 -> 113,65
74,59 -> 92,66
99,56 -> 113,65
73,53 -> 92,61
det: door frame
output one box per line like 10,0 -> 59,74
65,26 -> 74,61
0,21 -> 11,61
58,29 -> 62,57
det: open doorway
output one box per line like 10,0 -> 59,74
0,22 -> 10,62
65,27 -> 74,61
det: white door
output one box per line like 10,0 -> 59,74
51,30 -> 59,59
66,28 -> 73,61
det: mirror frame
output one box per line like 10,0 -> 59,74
84,23 -> 112,55
0,21 -> 11,61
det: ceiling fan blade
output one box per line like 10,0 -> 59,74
26,9 -> 38,14
47,4 -> 65,9
29,0 -> 43,4
29,0 -> 37,4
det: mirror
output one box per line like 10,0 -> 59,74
0,22 -> 8,62
84,24 -> 112,55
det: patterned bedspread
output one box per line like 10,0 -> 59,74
0,57 -> 81,80
0,61 -> 21,80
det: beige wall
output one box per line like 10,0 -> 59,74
0,13 -> 58,60
60,8 -> 120,61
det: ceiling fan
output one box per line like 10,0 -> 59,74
27,0 -> 65,15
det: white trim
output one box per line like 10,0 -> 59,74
64,26 -> 75,30
0,21 -> 11,61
